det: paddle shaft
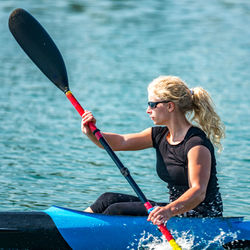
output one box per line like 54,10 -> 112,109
9,8 -> 180,249
66,91 -> 147,200
66,91 -> 181,249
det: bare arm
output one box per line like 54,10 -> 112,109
81,111 -> 153,151
101,129 -> 153,151
148,145 -> 211,225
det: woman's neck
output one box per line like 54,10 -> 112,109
166,116 -> 192,145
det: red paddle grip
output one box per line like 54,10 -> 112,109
65,91 -> 102,140
144,201 -> 174,242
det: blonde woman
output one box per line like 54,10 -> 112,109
81,76 -> 225,225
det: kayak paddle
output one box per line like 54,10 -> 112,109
9,8 -> 181,250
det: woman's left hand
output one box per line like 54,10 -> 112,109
147,205 -> 173,225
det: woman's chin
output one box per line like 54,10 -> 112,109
153,120 -> 166,126
151,118 -> 163,126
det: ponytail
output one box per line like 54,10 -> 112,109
191,87 -> 225,152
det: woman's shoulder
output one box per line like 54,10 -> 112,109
185,126 -> 207,139
151,126 -> 168,148
184,126 -> 214,153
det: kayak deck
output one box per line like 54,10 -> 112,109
0,205 -> 249,249
46,206 -> 250,249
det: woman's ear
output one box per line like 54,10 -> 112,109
168,101 -> 175,112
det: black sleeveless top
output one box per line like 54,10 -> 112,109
152,126 -> 223,217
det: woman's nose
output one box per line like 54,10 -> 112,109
146,106 -> 151,114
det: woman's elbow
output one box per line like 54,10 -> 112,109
192,186 -> 207,203
197,188 -> 207,203
199,192 -> 206,203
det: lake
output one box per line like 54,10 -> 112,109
0,0 -> 249,224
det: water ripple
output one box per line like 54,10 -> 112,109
0,1 -> 249,221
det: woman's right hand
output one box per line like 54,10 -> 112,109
81,110 -> 97,135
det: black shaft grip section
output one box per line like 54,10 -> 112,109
9,8 -> 69,93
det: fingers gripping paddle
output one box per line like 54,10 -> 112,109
9,8 -> 181,250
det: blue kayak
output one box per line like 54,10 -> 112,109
0,205 -> 249,249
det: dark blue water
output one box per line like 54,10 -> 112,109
0,0 -> 249,226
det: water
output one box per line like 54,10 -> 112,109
0,0 -> 249,247
137,232 -> 194,250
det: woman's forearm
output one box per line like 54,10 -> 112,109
86,132 -> 124,150
148,186 -> 206,225
168,186 -> 206,216
81,111 -> 125,150
84,128 -> 127,150
86,130 -> 153,151
85,131 -> 104,148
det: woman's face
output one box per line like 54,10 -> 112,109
146,92 -> 170,125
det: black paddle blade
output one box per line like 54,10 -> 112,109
9,8 -> 69,93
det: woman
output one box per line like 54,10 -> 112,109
81,76 -> 225,225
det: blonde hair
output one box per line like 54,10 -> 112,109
148,76 -> 225,152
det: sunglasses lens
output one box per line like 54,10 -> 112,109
148,102 -> 156,108
148,100 -> 169,108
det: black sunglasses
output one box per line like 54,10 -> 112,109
147,100 -> 170,109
